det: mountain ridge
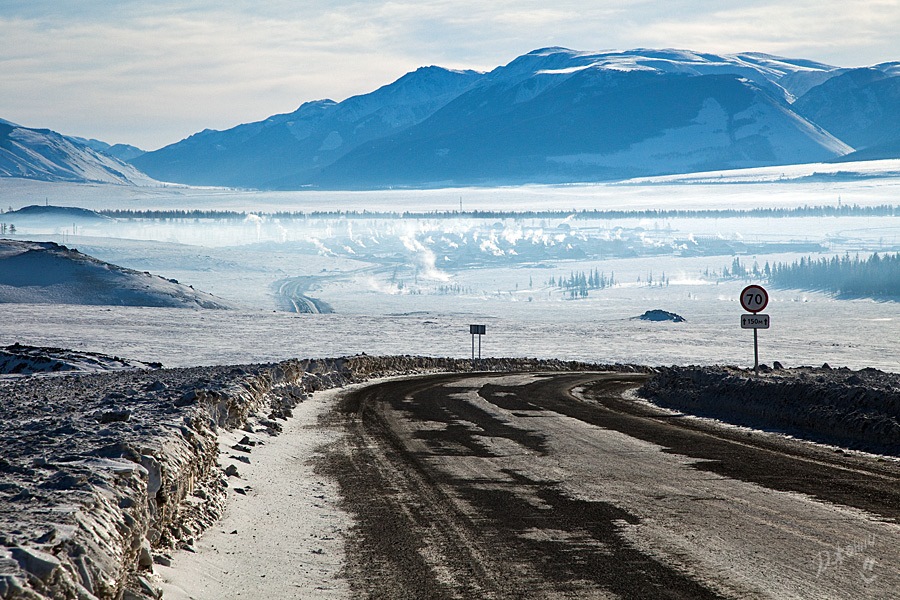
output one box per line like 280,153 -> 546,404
313,71 -> 851,187
131,46 -> 887,189
0,123 -> 155,185
4,47 -> 900,190
129,65 -> 483,187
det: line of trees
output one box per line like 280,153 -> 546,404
97,204 -> 900,222
721,257 -> 768,279
99,209 -> 246,220
0,223 -> 16,235
550,269 -> 616,299
436,283 -> 474,296
637,271 -> 671,287
769,253 -> 900,299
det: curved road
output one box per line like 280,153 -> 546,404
322,372 -> 900,599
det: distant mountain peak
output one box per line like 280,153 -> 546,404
0,123 -> 156,185
293,99 -> 338,112
526,46 -> 578,56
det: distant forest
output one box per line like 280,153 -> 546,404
769,253 -> 900,299
97,204 -> 900,222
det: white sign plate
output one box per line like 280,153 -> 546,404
741,313 -> 770,329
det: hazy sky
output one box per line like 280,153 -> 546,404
3,1 -> 898,150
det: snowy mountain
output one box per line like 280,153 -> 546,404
473,47 -> 837,103
130,47 -> 893,189
0,122 -> 155,185
793,66 -> 900,161
317,69 -> 850,186
68,136 -> 146,162
0,240 -> 232,308
130,65 -> 482,188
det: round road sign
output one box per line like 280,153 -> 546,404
740,285 -> 769,313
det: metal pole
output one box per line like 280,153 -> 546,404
478,334 -> 482,361
471,334 -> 475,363
754,328 -> 759,374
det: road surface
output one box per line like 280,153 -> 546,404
323,371 -> 900,599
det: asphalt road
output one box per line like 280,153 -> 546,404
322,372 -> 900,599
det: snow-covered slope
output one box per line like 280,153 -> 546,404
318,70 -> 851,186
793,67 -> 900,161
482,47 -> 836,102
131,66 -> 483,188
0,240 -> 232,308
68,136 -> 146,162
0,122 -> 155,185
621,157 -> 900,184
0,343 -> 159,375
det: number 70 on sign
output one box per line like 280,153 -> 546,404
740,285 -> 769,313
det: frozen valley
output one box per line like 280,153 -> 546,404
2,163 -> 900,599
3,162 -> 900,372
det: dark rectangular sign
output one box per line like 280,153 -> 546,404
470,324 -> 486,335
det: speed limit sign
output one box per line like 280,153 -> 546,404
740,285 -> 768,313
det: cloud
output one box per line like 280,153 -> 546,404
616,1 -> 900,66
0,4 -> 419,148
1,0 -> 897,149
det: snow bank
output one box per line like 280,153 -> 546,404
639,365 -> 900,456
0,352 -> 633,600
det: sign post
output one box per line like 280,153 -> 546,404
740,285 -> 770,374
469,324 -> 485,365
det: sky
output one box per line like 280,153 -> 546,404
2,1 -> 899,151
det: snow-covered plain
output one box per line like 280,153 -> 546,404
2,160 -> 900,372
1,158 -> 899,214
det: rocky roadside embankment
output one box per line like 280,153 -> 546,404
1,349 -> 631,600
639,365 -> 900,457
0,343 -> 162,375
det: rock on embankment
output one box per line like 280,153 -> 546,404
1,343 -> 161,375
639,365 -> 900,456
0,353 -> 641,600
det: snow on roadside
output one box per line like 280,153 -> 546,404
0,352 -> 615,600
639,365 -> 900,456
157,387 -> 350,599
